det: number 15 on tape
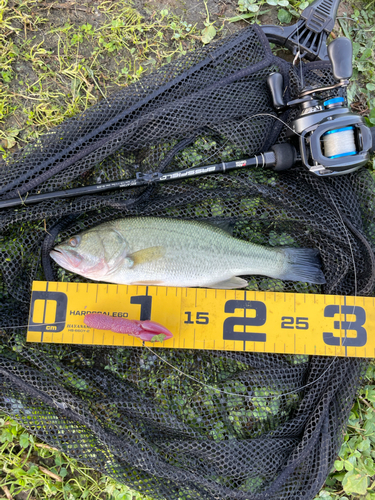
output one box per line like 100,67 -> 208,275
26,281 -> 374,358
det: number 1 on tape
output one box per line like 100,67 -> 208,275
27,281 -> 375,357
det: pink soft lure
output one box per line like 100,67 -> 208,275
84,313 -> 173,343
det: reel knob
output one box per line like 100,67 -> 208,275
267,72 -> 285,110
327,37 -> 353,81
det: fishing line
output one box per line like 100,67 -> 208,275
323,181 -> 358,330
143,344 -> 339,399
0,198 -> 359,400
0,150 -> 351,405
143,184 -> 360,401
182,112 -> 301,173
0,169 -> 357,404
325,187 -> 357,296
140,162 -> 361,402
246,113 -> 302,137
295,19 -> 304,90
294,180 -> 360,394
0,316 -> 351,400
0,313 -> 341,400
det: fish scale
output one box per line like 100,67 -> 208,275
50,217 -> 326,288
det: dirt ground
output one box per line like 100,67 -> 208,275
3,0 -> 356,150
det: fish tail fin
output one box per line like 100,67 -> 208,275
278,248 -> 326,284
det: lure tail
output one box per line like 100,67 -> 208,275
84,313 -> 173,342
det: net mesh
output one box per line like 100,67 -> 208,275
0,24 -> 374,500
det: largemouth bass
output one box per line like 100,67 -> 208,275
50,217 -> 325,288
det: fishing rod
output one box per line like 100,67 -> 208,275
0,144 -> 296,209
1,0 -> 375,211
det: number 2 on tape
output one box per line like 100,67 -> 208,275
223,300 -> 267,342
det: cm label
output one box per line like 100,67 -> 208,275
28,291 -> 68,333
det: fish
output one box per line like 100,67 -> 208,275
84,313 -> 173,342
50,216 -> 325,289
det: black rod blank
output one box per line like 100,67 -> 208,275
0,143 -> 297,210
0,152 -> 276,210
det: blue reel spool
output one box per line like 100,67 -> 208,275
322,125 -> 357,159
322,98 -> 357,159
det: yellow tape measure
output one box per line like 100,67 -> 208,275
27,281 -> 375,357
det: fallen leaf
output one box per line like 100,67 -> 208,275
201,25 -> 216,44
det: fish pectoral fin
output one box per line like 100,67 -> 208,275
205,277 -> 248,289
129,246 -> 165,266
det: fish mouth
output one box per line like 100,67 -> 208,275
50,248 -> 82,271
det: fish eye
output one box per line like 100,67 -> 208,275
68,236 -> 80,247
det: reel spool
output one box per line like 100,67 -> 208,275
321,125 -> 356,160
267,37 -> 374,176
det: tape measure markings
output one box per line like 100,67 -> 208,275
26,281 -> 375,357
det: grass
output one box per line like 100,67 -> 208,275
317,363 -> 375,499
1,0 -> 375,499
0,413 -> 150,499
0,0 -> 200,150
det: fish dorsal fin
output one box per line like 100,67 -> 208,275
198,219 -> 234,236
205,276 -> 248,289
129,246 -> 165,266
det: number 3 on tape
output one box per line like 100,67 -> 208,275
323,305 -> 367,347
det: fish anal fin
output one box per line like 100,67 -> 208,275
129,246 -> 165,266
205,277 -> 248,289
130,280 -> 166,286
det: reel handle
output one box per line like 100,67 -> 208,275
267,73 -> 285,110
327,37 -> 353,81
370,126 -> 375,154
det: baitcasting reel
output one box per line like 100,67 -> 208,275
263,0 -> 375,176
266,37 -> 373,176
